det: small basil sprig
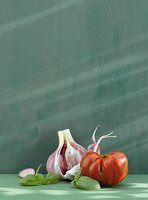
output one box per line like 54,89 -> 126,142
19,164 -> 59,186
71,171 -> 100,190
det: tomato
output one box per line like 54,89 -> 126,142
80,150 -> 128,186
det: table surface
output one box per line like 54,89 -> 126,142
0,175 -> 147,200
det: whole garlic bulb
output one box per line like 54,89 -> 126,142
46,129 -> 87,179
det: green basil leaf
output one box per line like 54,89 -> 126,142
71,170 -> 81,187
45,172 -> 59,184
72,176 -> 101,190
19,175 -> 39,186
35,174 -> 46,185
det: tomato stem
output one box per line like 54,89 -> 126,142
101,154 -> 107,158
93,132 -> 116,153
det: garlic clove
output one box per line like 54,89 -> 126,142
64,164 -> 80,180
64,129 -> 87,155
64,129 -> 86,170
19,168 -> 35,178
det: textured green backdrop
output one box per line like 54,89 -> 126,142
0,0 -> 148,173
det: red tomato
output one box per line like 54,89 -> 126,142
80,150 -> 128,186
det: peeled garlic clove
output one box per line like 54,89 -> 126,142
46,129 -> 86,179
64,164 -> 80,180
19,168 -> 35,178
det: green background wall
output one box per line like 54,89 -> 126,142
0,0 -> 148,173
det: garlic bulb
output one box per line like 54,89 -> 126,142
46,129 -> 87,179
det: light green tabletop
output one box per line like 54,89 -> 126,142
0,175 -> 147,200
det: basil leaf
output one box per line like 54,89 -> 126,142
35,174 -> 46,185
71,170 -> 82,187
20,174 -> 46,186
72,176 -> 100,190
45,172 -> 59,184
19,175 -> 39,186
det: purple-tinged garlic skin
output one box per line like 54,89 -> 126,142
46,129 -> 86,179
19,168 -> 35,178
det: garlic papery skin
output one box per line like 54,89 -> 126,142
46,129 -> 86,179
